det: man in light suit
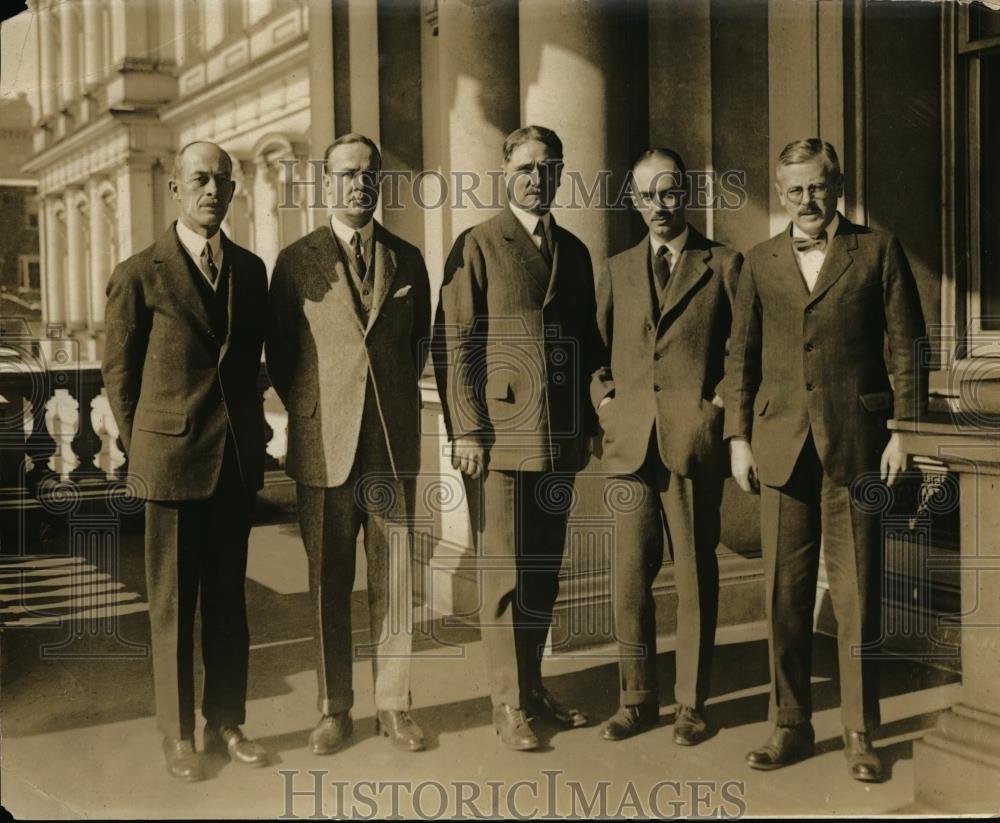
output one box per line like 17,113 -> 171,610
267,133 -> 431,754
725,139 -> 926,782
435,125 -> 597,751
592,149 -> 740,744
103,141 -> 269,781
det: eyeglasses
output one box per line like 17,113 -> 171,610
782,183 -> 832,204
633,188 -> 686,208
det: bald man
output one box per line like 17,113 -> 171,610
103,141 -> 270,781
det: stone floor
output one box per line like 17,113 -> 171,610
0,520 -> 966,819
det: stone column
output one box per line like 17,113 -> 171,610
36,0 -> 58,120
82,0 -> 106,86
519,0 -> 631,266
87,179 -> 111,329
115,158 -> 155,262
253,156 -> 280,275
64,188 -> 89,332
43,195 -> 66,325
58,0 -> 82,107
173,0 -> 188,68
109,0 -> 148,66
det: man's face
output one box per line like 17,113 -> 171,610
324,143 -> 380,228
631,156 -> 687,241
505,139 -> 563,216
775,157 -> 842,236
168,143 -> 235,236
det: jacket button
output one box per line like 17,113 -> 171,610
645,322 -> 653,331
806,383 -> 815,391
804,343 -> 814,352
654,384 -> 661,392
805,306 -> 815,314
653,353 -> 661,360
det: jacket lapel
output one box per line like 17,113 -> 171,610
620,237 -> 656,326
660,227 -> 713,322
806,216 -> 857,306
154,223 -> 216,343
500,207 -> 550,303
366,222 -> 398,332
771,226 -> 812,303
542,220 -> 568,308
307,225 -> 366,335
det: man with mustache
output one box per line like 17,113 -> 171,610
267,133 -> 431,754
103,141 -> 270,781
591,148 -> 740,744
725,139 -> 926,782
435,125 -> 598,750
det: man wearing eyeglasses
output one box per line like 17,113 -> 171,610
590,149 -> 741,745
724,139 -> 927,782
267,133 -> 431,754
434,125 -> 599,750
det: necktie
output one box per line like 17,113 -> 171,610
653,244 -> 671,296
533,220 -> 552,266
350,231 -> 367,281
201,243 -> 219,287
793,230 -> 828,253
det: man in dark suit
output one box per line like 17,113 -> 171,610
725,139 -> 926,782
102,141 -> 269,781
267,133 -> 431,754
591,148 -> 740,744
435,125 -> 597,750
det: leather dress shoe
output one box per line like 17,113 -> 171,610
309,712 -> 353,755
843,730 -> 883,782
162,736 -> 204,782
672,704 -> 710,746
204,724 -> 268,767
601,704 -> 659,741
375,710 -> 425,752
523,686 -> 589,728
746,722 -> 815,770
492,704 -> 539,751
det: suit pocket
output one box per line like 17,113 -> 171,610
753,395 -> 770,417
288,393 -> 318,418
486,375 -> 514,402
858,390 -> 894,414
135,408 -> 188,436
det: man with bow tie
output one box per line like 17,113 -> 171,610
591,148 -> 741,746
103,141 -> 270,781
434,125 -> 599,750
266,133 -> 431,754
724,139 -> 927,782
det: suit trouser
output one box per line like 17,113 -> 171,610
760,431 -> 882,732
611,436 -> 722,709
467,469 -> 573,709
145,438 -> 255,740
296,401 -> 415,716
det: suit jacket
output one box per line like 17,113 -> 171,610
591,226 -> 742,478
266,221 -> 431,488
723,214 -> 927,487
434,207 -> 599,473
102,223 -> 269,501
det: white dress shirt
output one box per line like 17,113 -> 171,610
510,206 -> 552,255
791,213 -> 840,293
330,214 -> 374,272
650,224 -> 689,270
175,220 -> 224,291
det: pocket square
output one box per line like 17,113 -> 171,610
393,285 -> 413,298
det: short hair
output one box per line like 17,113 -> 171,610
632,148 -> 687,180
502,126 -> 563,164
324,133 -> 382,173
171,141 -> 233,180
777,138 -> 842,178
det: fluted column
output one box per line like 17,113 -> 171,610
58,0 -> 82,107
173,0 -> 188,68
37,0 -> 58,119
115,158 -> 155,262
519,0 -> 631,265
109,0 -> 126,66
82,0 -> 106,86
87,179 -> 111,329
252,156 -> 280,275
43,196 -> 66,325
64,188 -> 89,331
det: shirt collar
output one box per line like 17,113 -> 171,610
330,214 -> 374,247
791,212 -> 840,242
175,219 -> 223,265
510,205 -> 552,242
650,224 -> 689,261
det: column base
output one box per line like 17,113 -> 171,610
912,703 -> 1000,813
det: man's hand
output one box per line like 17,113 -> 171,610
880,432 -> 906,487
451,437 -> 486,479
730,438 -> 759,495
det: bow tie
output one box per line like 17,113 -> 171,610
792,231 -> 828,253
